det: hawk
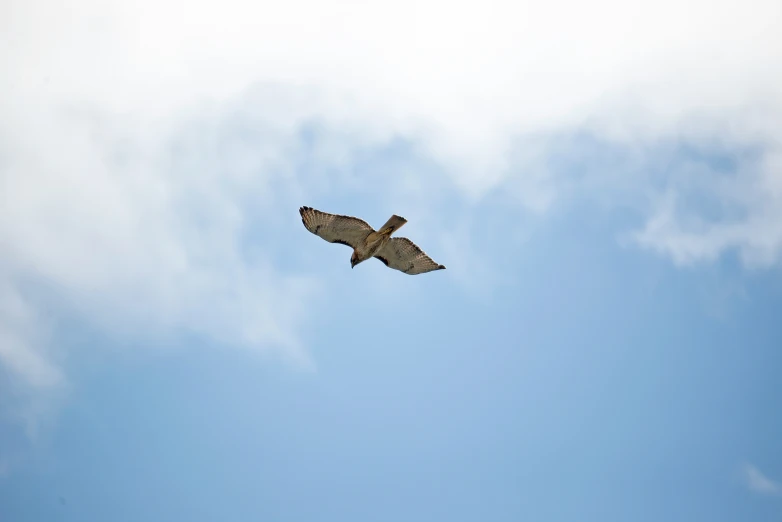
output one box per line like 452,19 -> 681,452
299,206 -> 446,275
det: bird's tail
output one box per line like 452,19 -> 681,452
377,215 -> 407,236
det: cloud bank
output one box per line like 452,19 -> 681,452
2,0 -> 781,391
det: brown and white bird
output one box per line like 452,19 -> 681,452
299,206 -> 446,275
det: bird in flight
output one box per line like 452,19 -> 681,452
299,206 -> 446,275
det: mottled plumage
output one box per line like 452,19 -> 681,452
299,206 -> 446,275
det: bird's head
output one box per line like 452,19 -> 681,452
350,252 -> 359,269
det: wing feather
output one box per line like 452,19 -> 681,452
374,237 -> 446,275
299,206 -> 374,248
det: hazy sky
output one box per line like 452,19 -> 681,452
1,0 -> 781,520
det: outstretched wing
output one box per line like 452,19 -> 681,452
299,206 -> 374,249
374,237 -> 446,275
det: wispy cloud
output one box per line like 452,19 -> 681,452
0,281 -> 61,389
0,92 -> 327,395
633,145 -> 782,268
743,462 -> 782,497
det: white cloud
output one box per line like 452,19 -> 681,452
743,463 -> 782,497
634,145 -> 782,268
2,0 -> 782,392
4,0 -> 781,170
0,280 -> 61,388
0,88 -> 324,396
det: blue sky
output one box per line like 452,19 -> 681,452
2,0 -> 782,520
3,129 -> 781,522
